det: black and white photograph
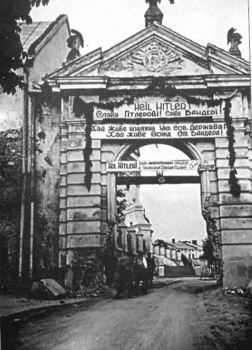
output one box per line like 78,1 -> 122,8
0,1 -> 252,349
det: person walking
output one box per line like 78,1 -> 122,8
133,252 -> 148,296
114,253 -> 134,299
146,252 -> 156,289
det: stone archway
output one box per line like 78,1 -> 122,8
106,139 -> 215,259
50,86 -> 251,288
109,140 -> 210,210
114,140 -> 202,163
108,140 -> 206,218
41,10 -> 251,288
56,106 -> 252,287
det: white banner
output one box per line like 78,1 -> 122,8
107,160 -> 215,173
92,123 -> 227,139
94,102 -> 221,119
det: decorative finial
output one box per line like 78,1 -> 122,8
66,29 -> 84,62
227,28 -> 242,58
144,0 -> 175,27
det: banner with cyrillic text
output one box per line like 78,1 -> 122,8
107,160 -> 215,173
91,123 -> 227,139
94,102 -> 222,119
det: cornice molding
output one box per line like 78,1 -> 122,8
46,74 -> 250,93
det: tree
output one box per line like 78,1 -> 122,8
116,189 -> 127,224
0,0 -> 49,94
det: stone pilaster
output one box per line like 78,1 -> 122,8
59,119 -> 103,267
58,122 -> 68,267
215,127 -> 252,287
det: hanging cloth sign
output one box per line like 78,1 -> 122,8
92,123 -> 227,139
94,102 -> 221,119
107,160 -> 215,173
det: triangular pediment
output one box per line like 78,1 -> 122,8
97,37 -> 211,77
45,23 -> 249,82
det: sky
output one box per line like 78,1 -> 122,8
31,0 -> 250,61
137,145 -> 206,244
31,1 -> 250,243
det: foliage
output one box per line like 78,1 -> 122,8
0,221 -> 19,280
101,189 -> 127,284
83,103 -> 94,192
116,189 -> 127,224
72,250 -> 105,289
104,189 -> 127,252
33,213 -> 49,277
0,150 -> 22,221
73,97 -> 94,191
0,165 -> 22,220
224,99 -> 241,197
0,130 -> 22,281
0,0 -> 49,94
201,237 -> 216,266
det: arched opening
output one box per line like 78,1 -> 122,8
131,144 -> 206,242
114,140 -> 202,163
107,140 -> 213,277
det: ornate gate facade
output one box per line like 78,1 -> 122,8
33,23 -> 251,287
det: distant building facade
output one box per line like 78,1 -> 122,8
153,239 -> 203,275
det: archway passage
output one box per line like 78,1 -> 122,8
118,143 -> 205,236
117,142 -> 201,186
57,95 -> 252,288
112,142 -> 210,277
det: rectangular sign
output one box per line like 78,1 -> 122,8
94,102 -> 221,120
107,160 -> 215,173
91,123 -> 227,139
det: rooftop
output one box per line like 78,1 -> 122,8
20,21 -> 52,53
19,15 -> 69,56
154,239 -> 202,251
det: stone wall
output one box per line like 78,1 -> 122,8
33,96 -> 61,277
